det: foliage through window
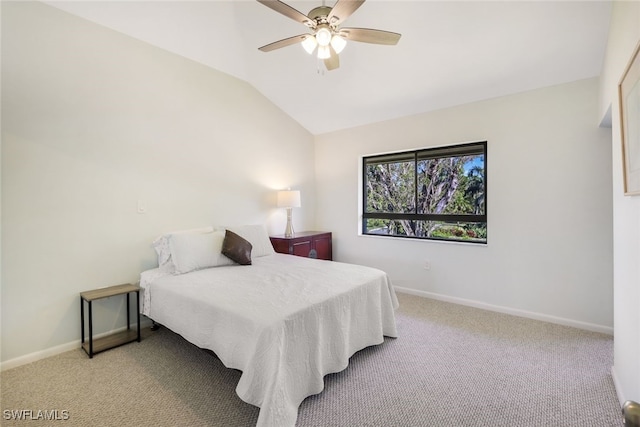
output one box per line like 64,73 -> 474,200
362,141 -> 487,243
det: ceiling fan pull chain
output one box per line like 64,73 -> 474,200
316,57 -> 325,76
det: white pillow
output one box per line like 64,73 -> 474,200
151,226 -> 214,273
225,224 -> 275,257
169,230 -> 234,274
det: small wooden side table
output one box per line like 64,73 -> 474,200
80,283 -> 141,358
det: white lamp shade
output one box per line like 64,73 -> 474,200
301,35 -> 317,54
330,35 -> 346,54
277,190 -> 301,208
317,45 -> 331,59
315,27 -> 332,47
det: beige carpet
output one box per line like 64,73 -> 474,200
1,292 -> 623,426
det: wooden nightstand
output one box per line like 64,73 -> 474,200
270,231 -> 332,260
80,283 -> 141,358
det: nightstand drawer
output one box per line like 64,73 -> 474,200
270,231 -> 332,260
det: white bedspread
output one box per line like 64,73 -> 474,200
139,253 -> 398,427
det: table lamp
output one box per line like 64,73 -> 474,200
277,190 -> 301,238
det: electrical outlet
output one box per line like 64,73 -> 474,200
423,260 -> 431,270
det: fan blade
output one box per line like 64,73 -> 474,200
259,34 -> 308,52
324,45 -> 340,71
339,27 -> 401,45
257,0 -> 315,28
327,0 -> 365,25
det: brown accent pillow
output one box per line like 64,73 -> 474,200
222,230 -> 253,265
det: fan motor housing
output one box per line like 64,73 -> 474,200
308,6 -> 332,24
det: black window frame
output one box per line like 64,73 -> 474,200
362,141 -> 487,244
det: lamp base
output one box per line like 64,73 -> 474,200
284,207 -> 295,238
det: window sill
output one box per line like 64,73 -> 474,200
358,232 -> 487,246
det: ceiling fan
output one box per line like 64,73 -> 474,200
257,0 -> 401,71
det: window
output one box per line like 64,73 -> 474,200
362,141 -> 487,243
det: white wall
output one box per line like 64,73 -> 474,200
1,2 -> 315,365
315,78 -> 613,332
598,0 -> 640,405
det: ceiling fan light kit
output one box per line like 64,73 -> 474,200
301,36 -> 317,54
315,26 -> 332,46
317,45 -> 331,59
330,35 -> 347,54
257,0 -> 401,71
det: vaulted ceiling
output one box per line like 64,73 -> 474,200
45,1 -> 612,135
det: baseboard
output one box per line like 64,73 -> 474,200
611,366 -> 626,406
394,287 -> 614,335
1,319 -> 152,372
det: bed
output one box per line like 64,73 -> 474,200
140,225 -> 399,427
